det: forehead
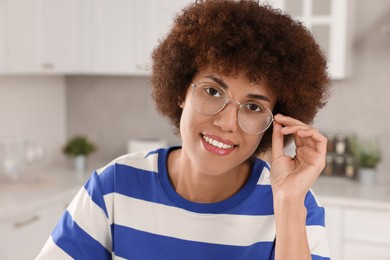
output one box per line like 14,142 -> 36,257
193,66 -> 277,105
194,65 -> 264,87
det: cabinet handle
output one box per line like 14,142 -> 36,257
13,215 -> 40,229
42,63 -> 55,69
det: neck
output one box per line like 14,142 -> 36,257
167,149 -> 251,203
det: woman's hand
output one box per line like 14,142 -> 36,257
270,114 -> 327,202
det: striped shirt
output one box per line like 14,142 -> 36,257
37,147 -> 330,259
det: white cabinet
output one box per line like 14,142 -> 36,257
0,0 -> 5,72
0,0 -> 190,75
90,0 -> 190,75
1,0 -> 89,74
89,0 -> 137,74
0,199 -> 70,260
344,243 -> 390,260
343,208 -> 390,260
3,0 -> 352,76
264,0 -> 353,79
0,209 -> 48,260
0,205 -> 66,260
324,206 -> 342,260
38,0 -> 91,73
323,204 -> 390,260
2,0 -> 42,73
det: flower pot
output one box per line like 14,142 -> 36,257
358,167 -> 376,186
74,155 -> 86,174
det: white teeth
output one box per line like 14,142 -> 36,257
203,136 -> 234,149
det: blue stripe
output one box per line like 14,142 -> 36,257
225,184 -> 274,215
312,254 -> 331,260
84,171 -> 109,218
305,192 -> 326,226
95,161 -> 275,216
113,224 -> 275,260
99,163 -> 177,206
52,211 -> 111,260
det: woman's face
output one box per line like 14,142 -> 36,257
179,66 -> 277,175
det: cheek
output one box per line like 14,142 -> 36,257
180,103 -> 203,131
245,134 -> 264,155
179,98 -> 197,135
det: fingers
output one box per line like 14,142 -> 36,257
273,114 -> 327,155
296,128 -> 327,155
273,114 -> 306,127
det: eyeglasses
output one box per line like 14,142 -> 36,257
191,82 -> 274,134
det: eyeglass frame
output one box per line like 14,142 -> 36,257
190,82 -> 274,134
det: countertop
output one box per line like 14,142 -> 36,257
313,176 -> 390,210
1,161 -> 390,223
0,161 -> 102,223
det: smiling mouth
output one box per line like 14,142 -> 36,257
202,135 -> 235,149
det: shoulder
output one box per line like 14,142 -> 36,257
96,149 -> 163,175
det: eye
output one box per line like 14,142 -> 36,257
205,86 -> 223,98
243,103 -> 264,112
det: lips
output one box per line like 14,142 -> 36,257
201,134 -> 237,156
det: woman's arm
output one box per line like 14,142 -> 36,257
270,114 -> 327,260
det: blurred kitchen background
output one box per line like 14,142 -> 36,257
1,0 -> 390,259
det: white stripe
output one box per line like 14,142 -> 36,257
113,255 -> 128,260
307,225 -> 330,257
309,189 -> 323,207
110,194 -> 276,246
104,192 -> 114,225
257,166 -> 271,185
96,151 -> 158,175
35,236 -> 71,260
67,187 -> 112,251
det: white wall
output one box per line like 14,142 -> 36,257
0,76 -> 67,164
314,0 -> 390,180
65,76 -> 180,161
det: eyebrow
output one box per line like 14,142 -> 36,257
204,75 -> 271,103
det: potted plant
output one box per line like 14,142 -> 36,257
62,135 -> 96,173
350,136 -> 381,186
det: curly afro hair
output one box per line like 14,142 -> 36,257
151,0 -> 330,155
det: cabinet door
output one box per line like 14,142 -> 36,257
324,205 -> 342,260
131,0 -> 191,74
0,210 -> 49,260
90,0 -> 137,74
90,0 -> 190,75
40,0 -> 91,73
4,0 -> 43,73
262,0 -> 353,79
344,242 -> 390,260
3,0 -> 89,73
344,208 -> 390,244
0,202 -> 69,260
0,0 -> 6,72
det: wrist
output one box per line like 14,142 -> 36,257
273,194 -> 307,218
273,190 -> 306,206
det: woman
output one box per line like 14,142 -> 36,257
37,1 -> 331,259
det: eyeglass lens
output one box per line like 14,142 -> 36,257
192,82 -> 273,134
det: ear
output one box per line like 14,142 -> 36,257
178,96 -> 185,108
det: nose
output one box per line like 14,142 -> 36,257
213,100 -> 240,132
